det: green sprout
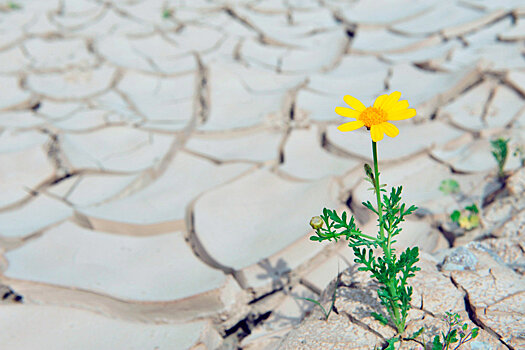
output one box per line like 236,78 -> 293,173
490,138 -> 509,180
295,271 -> 340,321
431,312 -> 479,350
7,1 -> 20,9
439,179 -> 460,195
162,8 -> 173,19
450,204 -> 480,231
310,141 -> 420,334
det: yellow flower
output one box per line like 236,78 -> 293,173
335,91 -> 416,142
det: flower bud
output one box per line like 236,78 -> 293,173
310,216 -> 323,230
364,163 -> 374,180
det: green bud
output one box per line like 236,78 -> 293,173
309,216 -> 323,230
364,163 -> 374,180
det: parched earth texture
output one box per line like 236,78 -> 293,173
0,0 -> 523,349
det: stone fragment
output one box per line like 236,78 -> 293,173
242,284 -> 316,349
279,126 -> 359,180
74,9 -> 154,37
0,143 -> 55,209
498,19 -> 525,41
77,152 -> 252,234
352,28 -> 438,53
240,38 -> 287,71
51,109 -> 113,131
199,64 -> 287,131
441,246 -> 478,271
26,65 -> 116,99
61,173 -> 137,208
193,169 -> 340,270
506,70 -> 525,96
440,80 -> 493,132
337,0 -> 436,25
410,253 -> 465,315
0,111 -> 44,129
0,196 -> 72,239
97,35 -> 196,74
235,231 -> 327,294
0,305 -> 223,350
0,130 -> 47,153
479,238 -> 525,274
61,126 -> 174,172
0,46 -> 29,73
295,90 -> 342,122
185,129 -> 283,163
388,64 -> 477,110
484,84 -> 523,129
117,71 -> 195,126
280,30 -> 348,73
445,43 -> 525,72
4,221 -> 230,302
393,4 -> 504,37
382,40 -> 460,66
451,246 -> 525,348
301,250 -> 352,294
0,76 -> 31,110
24,38 -> 97,70
51,0 -> 105,29
432,136 -> 523,174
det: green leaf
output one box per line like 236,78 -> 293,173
465,203 -> 479,214
432,335 -> 443,350
371,312 -> 388,325
462,323 -> 468,331
449,329 -> 458,343
295,297 -> 329,320
471,327 -> 479,339
384,337 -> 399,350
450,210 -> 461,223
439,179 -> 460,195
409,327 -> 425,340
309,236 -> 320,241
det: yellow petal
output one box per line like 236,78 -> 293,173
370,124 -> 384,142
335,107 -> 360,119
338,120 -> 365,132
388,108 -> 416,121
389,100 -> 409,113
381,91 -> 401,112
343,95 -> 366,112
381,122 -> 399,138
373,94 -> 388,109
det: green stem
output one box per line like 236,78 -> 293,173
372,142 -> 384,238
372,142 -> 389,259
317,229 -> 379,242
372,140 -> 403,334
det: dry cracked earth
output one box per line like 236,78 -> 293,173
0,0 -> 524,349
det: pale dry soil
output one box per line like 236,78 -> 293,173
0,0 -> 524,349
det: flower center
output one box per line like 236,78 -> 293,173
359,107 -> 388,127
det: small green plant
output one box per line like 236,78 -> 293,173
295,271 -> 340,321
310,91 -> 421,335
310,155 -> 419,333
431,312 -> 479,350
439,180 -> 480,231
162,8 -> 173,19
439,179 -> 460,195
450,204 -> 480,231
7,1 -> 20,9
491,138 -> 509,180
